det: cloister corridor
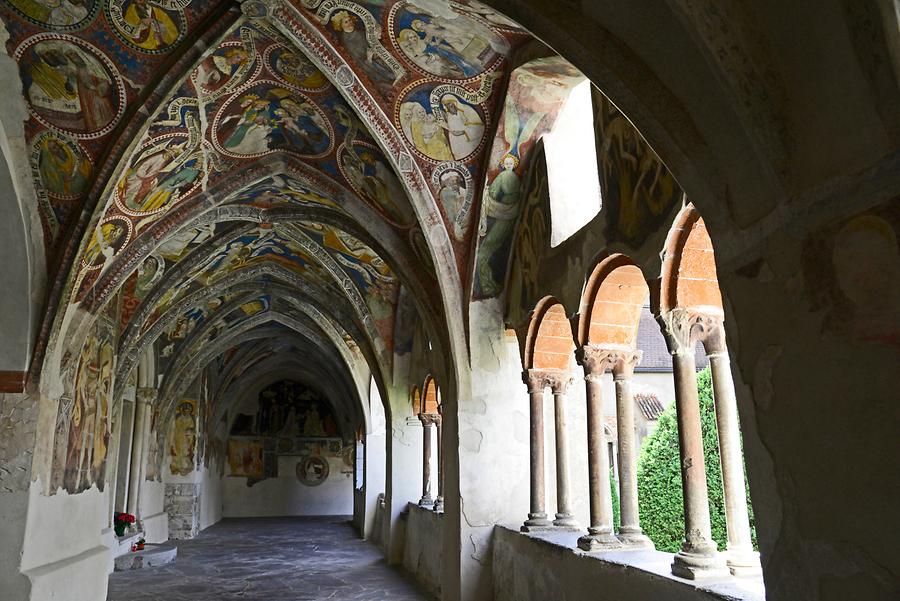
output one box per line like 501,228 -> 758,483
107,518 -> 429,601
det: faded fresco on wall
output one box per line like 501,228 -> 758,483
227,380 -> 344,484
506,149 -> 549,320
51,299 -> 118,494
168,398 -> 197,476
802,202 -> 900,349
144,405 -> 162,481
473,57 -> 584,298
593,88 -> 683,247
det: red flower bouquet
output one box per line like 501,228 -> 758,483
113,512 -> 135,537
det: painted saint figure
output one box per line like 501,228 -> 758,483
119,0 -> 180,51
329,10 -> 395,86
476,153 -> 521,297
38,137 -> 91,196
170,401 -> 197,476
440,94 -> 484,159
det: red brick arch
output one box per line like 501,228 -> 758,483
411,386 -> 421,413
660,204 -> 723,315
524,297 -> 576,370
577,254 -> 649,349
422,376 -> 439,414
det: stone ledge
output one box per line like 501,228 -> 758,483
494,525 -> 764,601
114,543 -> 177,572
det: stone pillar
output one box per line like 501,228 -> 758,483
521,370 -> 552,531
165,482 -> 201,539
575,346 -> 620,550
433,409 -> 444,512
127,388 -> 155,519
549,372 -> 578,529
660,309 -> 727,579
418,414 -> 435,507
613,352 -> 654,549
706,325 -> 761,576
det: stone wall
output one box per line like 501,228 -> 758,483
165,483 -> 201,540
402,503 -> 443,598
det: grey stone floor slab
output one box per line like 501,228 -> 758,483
107,516 -> 432,601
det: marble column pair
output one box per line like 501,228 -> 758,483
575,346 -> 654,551
521,369 -> 578,531
660,308 -> 759,579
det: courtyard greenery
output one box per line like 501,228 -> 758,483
636,368 -> 757,553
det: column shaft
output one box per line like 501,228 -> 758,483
126,398 -> 150,517
577,373 -> 619,549
614,367 -> 654,548
522,379 -> 551,530
552,387 -> 578,528
709,351 -> 760,576
670,350 -> 726,578
433,418 -> 444,512
418,418 -> 434,507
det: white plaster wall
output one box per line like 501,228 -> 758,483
402,503 -> 443,598
140,479 -> 168,543
199,462 -> 223,530
222,455 -> 352,517
364,430 -> 386,539
19,480 -> 111,601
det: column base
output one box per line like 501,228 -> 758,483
726,548 -> 762,577
671,547 -> 729,580
521,513 -> 553,532
418,496 -> 434,508
616,530 -> 655,550
552,513 -> 580,530
432,497 -> 444,513
577,529 -> 622,552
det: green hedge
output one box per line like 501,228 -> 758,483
636,368 -> 757,552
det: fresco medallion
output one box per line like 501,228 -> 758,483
191,40 -> 260,96
105,0 -> 189,54
2,0 -> 98,31
15,34 -> 126,139
396,83 -> 486,163
265,44 -> 328,92
31,130 -> 92,199
337,140 -> 415,228
212,80 -> 334,159
113,133 -> 204,217
81,216 -> 132,270
389,0 -> 507,80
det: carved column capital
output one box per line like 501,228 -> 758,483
135,387 -> 158,405
612,350 -> 643,380
576,345 -> 627,378
658,308 -> 724,356
418,413 -> 439,426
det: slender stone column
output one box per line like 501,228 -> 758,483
521,370 -> 552,531
706,325 -> 761,576
127,388 -> 155,519
418,414 -> 435,507
613,352 -> 655,549
575,346 -> 620,550
660,309 -> 727,579
433,411 -> 444,512
549,373 -> 579,529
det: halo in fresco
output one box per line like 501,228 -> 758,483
212,81 -> 334,159
265,44 -> 328,92
192,40 -> 259,95
15,34 -> 126,139
113,133 -> 204,217
81,216 -> 132,270
2,0 -> 98,31
337,140 -> 416,228
31,130 -> 92,199
106,0 -> 188,54
389,0 -> 507,80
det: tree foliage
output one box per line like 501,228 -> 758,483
636,368 -> 757,552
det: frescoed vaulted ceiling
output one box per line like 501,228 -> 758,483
1,0 -> 582,435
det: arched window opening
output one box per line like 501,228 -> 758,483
417,376 -> 442,512
544,79 -> 601,247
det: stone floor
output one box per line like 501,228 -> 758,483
107,516 -> 432,601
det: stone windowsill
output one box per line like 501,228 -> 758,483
502,525 -> 765,601
407,502 -> 444,518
